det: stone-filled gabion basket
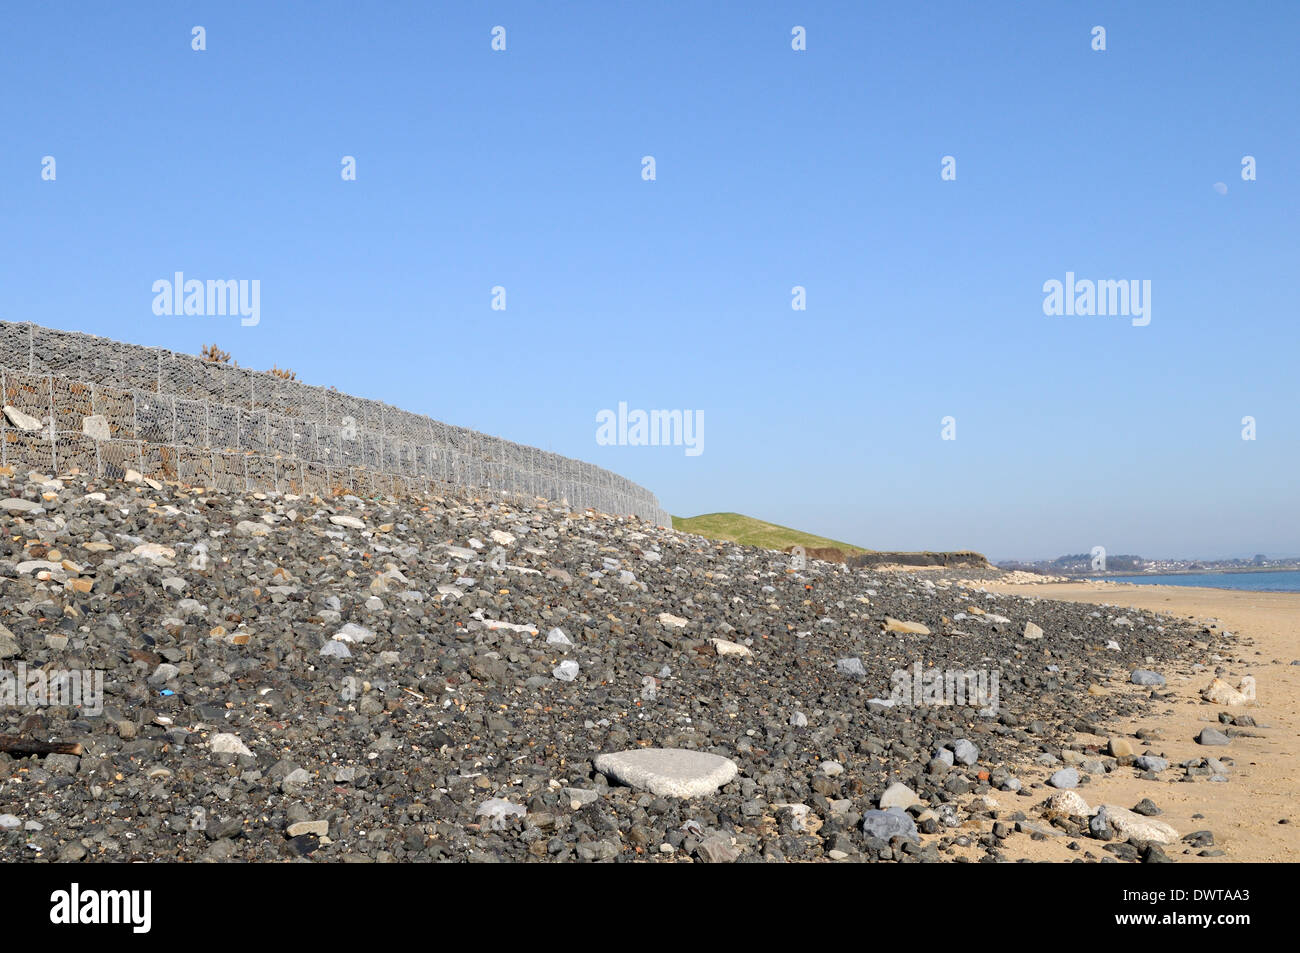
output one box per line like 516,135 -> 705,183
0,321 -> 670,524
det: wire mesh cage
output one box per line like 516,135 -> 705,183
0,321 -> 671,524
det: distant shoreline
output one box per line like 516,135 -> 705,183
1074,567 -> 1300,579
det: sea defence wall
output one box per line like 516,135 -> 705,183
0,321 -> 671,525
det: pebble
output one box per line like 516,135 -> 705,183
1046,791 -> 1090,816
1048,768 -> 1080,789
951,739 -> 979,765
861,808 -> 919,842
836,657 -> 867,677
209,734 -> 253,757
1197,727 -> 1231,746
1130,669 -> 1166,687
879,782 -> 923,810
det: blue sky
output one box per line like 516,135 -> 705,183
2,1 -> 1296,561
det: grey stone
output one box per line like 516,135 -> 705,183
333,623 -> 377,644
578,839 -> 621,861
836,657 -> 866,677
1134,755 -> 1169,772
563,787 -> 600,808
695,834 -> 738,863
1130,669 -> 1166,687
1048,767 -> 1080,789
1197,727 -> 1231,746
860,807 -> 919,842
280,768 -> 312,794
951,739 -> 979,765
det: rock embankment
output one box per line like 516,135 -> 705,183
0,466 -> 1221,862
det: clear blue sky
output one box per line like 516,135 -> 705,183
2,1 -> 1296,561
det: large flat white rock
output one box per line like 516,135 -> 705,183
1097,805 -> 1179,844
594,748 -> 738,798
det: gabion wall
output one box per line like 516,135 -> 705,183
0,321 -> 671,525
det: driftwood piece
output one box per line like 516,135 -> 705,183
0,734 -> 83,757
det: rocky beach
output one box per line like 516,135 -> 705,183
0,465 -> 1266,864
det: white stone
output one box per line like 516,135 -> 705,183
1023,621 -> 1044,640
879,781 -> 923,810
658,612 -> 689,628
1046,790 -> 1091,816
131,543 -> 175,562
476,798 -> 525,830
1097,804 -> 1179,844
17,559 -> 64,575
481,618 -> 538,635
1201,676 -> 1255,706
82,415 -> 111,440
883,617 -> 930,635
709,638 -> 752,658
333,623 -> 377,644
594,748 -> 738,798
3,405 -> 43,431
287,820 -> 328,837
0,498 -> 44,515
330,515 -> 366,529
209,733 -> 253,757
489,529 -> 515,545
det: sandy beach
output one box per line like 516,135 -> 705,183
984,580 -> 1300,863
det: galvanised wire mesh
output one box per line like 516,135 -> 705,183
0,321 -> 671,525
